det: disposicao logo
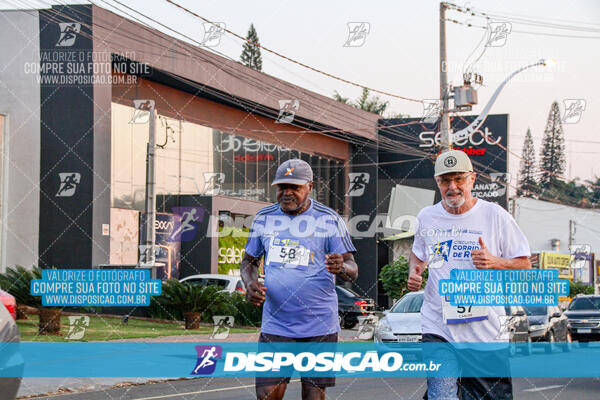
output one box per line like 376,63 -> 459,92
191,345 -> 222,375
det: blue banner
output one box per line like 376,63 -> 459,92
30,269 -> 161,306
2,342 -> 600,378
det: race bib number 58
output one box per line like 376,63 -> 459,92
266,239 -> 310,269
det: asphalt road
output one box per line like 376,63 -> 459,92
27,377 -> 600,400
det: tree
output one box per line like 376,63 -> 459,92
517,128 -> 538,196
539,101 -> 566,189
333,88 -> 389,115
379,256 -> 428,301
240,23 -> 262,71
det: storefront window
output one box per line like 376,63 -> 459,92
111,102 -> 345,210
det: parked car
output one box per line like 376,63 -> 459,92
0,300 -> 23,399
564,295 -> 600,342
374,291 -> 423,344
179,274 -> 245,294
336,285 -> 375,329
503,305 -> 531,356
0,290 -> 16,320
524,305 -> 571,352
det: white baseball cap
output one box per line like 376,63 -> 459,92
434,150 -> 473,177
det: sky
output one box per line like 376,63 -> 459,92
2,0 -> 600,186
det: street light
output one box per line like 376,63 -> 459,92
452,59 -> 551,142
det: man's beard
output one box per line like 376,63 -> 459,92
444,190 -> 465,208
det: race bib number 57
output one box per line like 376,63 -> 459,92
442,296 -> 488,324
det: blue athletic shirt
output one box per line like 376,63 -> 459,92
244,199 -> 356,338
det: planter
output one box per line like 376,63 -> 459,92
38,308 -> 61,335
16,305 -> 28,320
184,312 -> 202,329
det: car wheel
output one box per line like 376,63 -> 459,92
546,330 -> 555,354
562,331 -> 572,352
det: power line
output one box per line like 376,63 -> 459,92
163,0 -> 424,104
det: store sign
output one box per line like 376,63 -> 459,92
378,114 -> 509,209
541,252 -> 572,278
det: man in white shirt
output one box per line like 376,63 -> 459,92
407,150 -> 531,400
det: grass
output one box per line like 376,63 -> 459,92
17,314 -> 257,342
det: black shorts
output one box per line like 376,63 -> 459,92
255,331 -> 338,388
422,333 -> 513,400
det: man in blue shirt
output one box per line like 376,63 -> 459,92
241,159 -> 358,400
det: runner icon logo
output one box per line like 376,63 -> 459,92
427,240 -> 453,269
169,206 -> 205,242
347,173 -> 370,197
203,172 -> 225,195
56,22 -> 80,47
276,99 -> 300,124
56,173 -> 81,197
191,345 -> 222,375
486,21 -> 512,47
344,22 -> 370,47
211,316 -> 234,339
201,22 -> 226,47
65,316 -> 89,340
129,99 -> 155,124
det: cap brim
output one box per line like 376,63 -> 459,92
271,178 -> 309,186
434,168 -> 473,177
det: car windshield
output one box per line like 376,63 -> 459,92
568,297 -> 600,311
524,306 -> 547,316
186,278 -> 229,288
336,286 -> 361,298
390,294 -> 423,313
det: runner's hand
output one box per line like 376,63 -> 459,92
246,280 -> 266,306
472,237 -> 500,269
325,253 -> 345,274
407,264 -> 424,291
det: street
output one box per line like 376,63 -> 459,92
26,377 -> 600,400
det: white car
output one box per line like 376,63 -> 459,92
374,291 -> 423,344
179,274 -> 246,294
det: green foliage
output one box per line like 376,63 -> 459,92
332,88 -> 390,116
240,23 -> 262,71
148,280 -> 262,326
569,281 -> 594,297
379,256 -> 428,300
218,227 -> 249,275
228,292 -> 263,327
0,265 -> 43,307
518,128 -> 539,197
148,280 -> 230,320
539,101 -> 566,189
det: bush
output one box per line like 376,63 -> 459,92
148,280 -> 231,321
569,281 -> 594,297
379,256 -> 428,300
0,265 -> 43,307
228,292 -> 262,327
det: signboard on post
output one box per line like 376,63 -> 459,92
378,114 -> 509,209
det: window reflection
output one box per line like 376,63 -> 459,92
111,102 -> 345,210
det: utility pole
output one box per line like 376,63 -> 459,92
439,2 -> 452,152
568,219 -> 575,249
142,104 -> 157,278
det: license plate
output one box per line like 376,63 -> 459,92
395,335 -> 421,342
578,328 -> 592,333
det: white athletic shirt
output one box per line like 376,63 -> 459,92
412,199 -> 531,343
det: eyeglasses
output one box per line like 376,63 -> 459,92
437,173 -> 473,187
